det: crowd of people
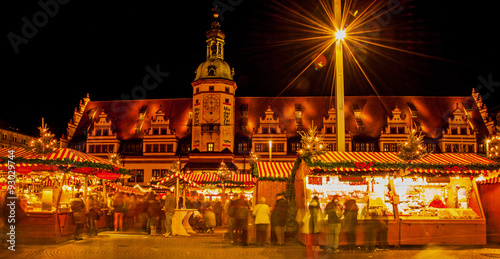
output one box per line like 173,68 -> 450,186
303,195 -> 389,256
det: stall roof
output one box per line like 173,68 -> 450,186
174,173 -> 256,187
257,162 -> 294,180
157,172 -> 200,188
308,152 -> 500,175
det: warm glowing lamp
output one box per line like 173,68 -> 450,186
335,30 -> 346,40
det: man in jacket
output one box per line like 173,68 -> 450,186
325,195 -> 342,252
271,193 -> 288,246
163,189 -> 176,237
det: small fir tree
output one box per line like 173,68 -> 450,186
28,118 -> 58,158
298,121 -> 325,158
397,128 -> 430,162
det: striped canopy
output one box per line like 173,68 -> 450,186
257,162 -> 294,179
157,172 -> 200,188
310,151 -> 499,175
0,147 -> 124,177
477,176 -> 500,185
160,173 -> 257,187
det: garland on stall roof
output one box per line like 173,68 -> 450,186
304,159 -> 499,176
0,156 -> 131,175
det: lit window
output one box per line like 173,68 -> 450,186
207,142 -> 214,152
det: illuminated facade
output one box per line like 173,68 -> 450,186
0,126 -> 34,148
60,22 -> 498,186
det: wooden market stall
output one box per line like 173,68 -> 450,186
477,174 -> 500,243
292,151 -> 499,247
0,147 -> 129,244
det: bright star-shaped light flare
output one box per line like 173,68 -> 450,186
335,30 -> 346,40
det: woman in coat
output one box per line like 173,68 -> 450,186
252,197 -> 271,246
343,197 -> 359,251
305,196 -> 323,258
71,193 -> 87,240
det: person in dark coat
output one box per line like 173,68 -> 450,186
232,194 -> 249,246
213,199 -> 224,227
271,193 -> 288,245
343,197 -> 358,251
71,192 -> 87,240
325,195 -> 342,252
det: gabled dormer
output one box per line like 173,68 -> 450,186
382,106 -> 408,135
322,106 -> 352,151
379,106 -> 409,152
61,94 -> 90,148
440,104 -> 476,153
143,108 -> 178,155
86,109 -> 120,155
252,106 -> 287,158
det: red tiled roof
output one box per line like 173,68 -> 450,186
70,95 -> 486,143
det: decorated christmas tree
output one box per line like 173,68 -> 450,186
397,128 -> 430,162
28,118 -> 58,158
298,121 -> 325,158
107,152 -> 122,165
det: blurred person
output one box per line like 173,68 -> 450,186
214,199 -> 223,227
203,206 -> 216,233
113,192 -> 127,231
71,192 -> 87,240
135,195 -> 149,233
147,193 -> 161,235
376,204 -> 389,251
344,196 -> 358,252
325,195 -> 342,252
226,196 -> 238,243
163,189 -> 176,237
252,197 -> 271,246
305,196 -> 323,259
364,209 -> 380,253
87,194 -> 100,237
429,195 -> 446,208
271,193 -> 288,246
125,194 -> 137,230
233,193 -> 249,246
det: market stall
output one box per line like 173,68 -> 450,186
477,173 -> 500,243
0,147 -> 129,244
293,151 -> 498,246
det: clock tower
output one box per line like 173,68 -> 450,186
191,21 -> 236,153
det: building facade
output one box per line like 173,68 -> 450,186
60,21 -> 498,186
0,126 -> 34,149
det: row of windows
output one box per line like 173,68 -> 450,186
445,144 -> 475,153
254,143 -> 285,152
145,144 -> 174,153
88,144 -> 114,153
1,134 -> 29,144
94,129 -> 110,136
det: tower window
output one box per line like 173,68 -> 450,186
196,88 -> 199,93
207,142 -> 214,152
225,87 -> 229,93
209,86 -> 214,91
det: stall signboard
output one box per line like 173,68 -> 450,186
427,176 -> 450,183
338,176 -> 364,182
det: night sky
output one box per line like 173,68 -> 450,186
2,0 -> 499,137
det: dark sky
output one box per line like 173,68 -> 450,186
2,0 -> 499,137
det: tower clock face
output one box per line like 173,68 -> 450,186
203,94 -> 220,122
203,94 -> 220,112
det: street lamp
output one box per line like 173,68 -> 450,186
334,0 -> 346,152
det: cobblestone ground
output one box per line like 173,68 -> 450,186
1,230 -> 500,259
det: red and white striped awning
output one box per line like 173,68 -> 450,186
157,172 -> 200,188
477,176 -> 500,184
186,173 -> 219,184
257,162 -> 294,179
310,151 -> 499,174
